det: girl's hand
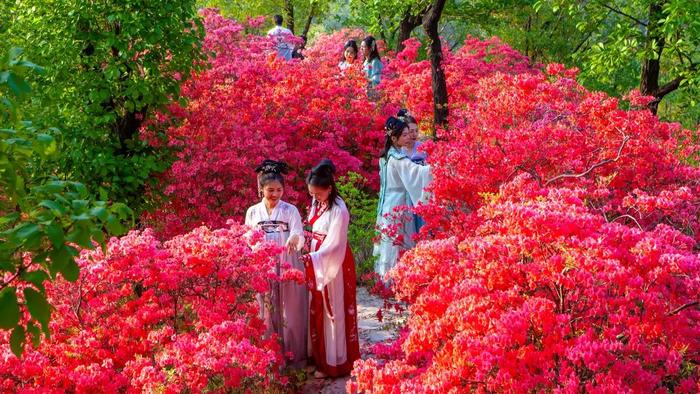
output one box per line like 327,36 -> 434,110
286,234 -> 299,254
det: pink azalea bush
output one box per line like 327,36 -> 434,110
143,10 -> 387,237
352,34 -> 700,393
0,222 -> 287,392
2,8 -> 697,392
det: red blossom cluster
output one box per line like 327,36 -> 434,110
352,34 -> 700,392
0,222 -> 288,392
143,10 -> 387,237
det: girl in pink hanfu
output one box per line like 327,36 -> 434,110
245,159 -> 307,365
300,159 -> 360,378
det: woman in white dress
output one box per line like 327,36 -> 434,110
300,159 -> 360,378
245,159 -> 307,365
374,116 -> 432,278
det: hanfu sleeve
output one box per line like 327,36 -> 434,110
309,204 -> 350,291
286,205 -> 305,251
244,205 -> 255,227
395,157 -> 432,206
369,59 -> 383,86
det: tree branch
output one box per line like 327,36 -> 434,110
610,214 -> 643,230
514,164 -> 544,187
667,301 -> 699,316
545,134 -> 630,186
0,262 -> 25,291
655,76 -> 684,99
599,3 -> 647,27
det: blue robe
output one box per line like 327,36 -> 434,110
373,147 -> 432,277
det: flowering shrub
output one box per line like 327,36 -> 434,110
352,34 -> 700,393
0,222 -> 288,392
353,179 -> 700,393
6,8 -> 694,392
143,10 -> 387,237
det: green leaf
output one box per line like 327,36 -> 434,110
0,212 -> 20,227
37,181 -> 66,194
48,244 -> 71,277
66,225 -> 92,248
21,270 -> 49,293
0,288 -> 20,329
90,206 -> 108,221
70,182 -> 88,197
14,223 -> 42,248
6,73 -> 31,97
60,258 -> 80,282
105,215 -> 125,235
10,325 -> 25,357
26,322 -> 41,347
9,47 -> 24,61
104,65 -> 120,80
69,213 -> 91,221
45,222 -> 64,248
23,287 -> 51,327
91,228 -> 105,246
15,60 -> 44,74
71,200 -> 89,212
14,223 -> 40,240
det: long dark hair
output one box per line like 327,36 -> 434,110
341,39 -> 358,62
380,116 -> 407,158
255,159 -> 289,189
362,36 -> 380,62
306,159 -> 339,209
397,108 -> 417,125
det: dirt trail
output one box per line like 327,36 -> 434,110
301,286 -> 403,393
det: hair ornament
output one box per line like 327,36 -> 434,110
255,159 -> 289,175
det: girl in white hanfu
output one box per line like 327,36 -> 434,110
374,116 -> 432,278
300,159 -> 360,378
245,159 -> 307,365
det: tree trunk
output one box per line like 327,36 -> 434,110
284,0 -> 295,34
302,3 -> 316,37
423,0 -> 449,129
396,9 -> 423,53
640,1 -> 666,114
115,106 -> 148,155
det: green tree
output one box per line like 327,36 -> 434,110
536,0 -> 700,115
2,0 -> 206,213
0,48 -> 131,357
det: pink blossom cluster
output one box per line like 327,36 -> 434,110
142,10 -> 388,237
352,34 -> 700,393
0,222 -> 288,392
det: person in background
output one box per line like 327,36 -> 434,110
338,40 -> 358,71
267,14 -> 294,61
397,109 -> 427,165
360,36 -> 382,87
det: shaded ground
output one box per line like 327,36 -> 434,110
301,286 -> 404,393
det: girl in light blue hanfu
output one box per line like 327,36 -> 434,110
397,109 -> 428,231
360,36 -> 383,100
373,116 -> 432,278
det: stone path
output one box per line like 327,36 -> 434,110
301,286 -> 404,393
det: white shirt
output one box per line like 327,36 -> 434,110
267,26 -> 294,60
